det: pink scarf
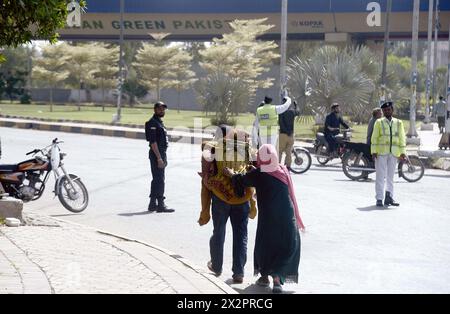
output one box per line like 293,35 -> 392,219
257,144 -> 305,231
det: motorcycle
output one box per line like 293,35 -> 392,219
341,142 -> 425,182
289,146 -> 312,174
0,138 -> 89,212
314,129 -> 352,165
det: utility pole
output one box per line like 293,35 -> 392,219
280,0 -> 288,98
432,0 -> 440,106
114,0 -> 124,124
424,0 -> 434,124
380,0 -> 392,103
408,0 -> 420,141
438,24 -> 450,149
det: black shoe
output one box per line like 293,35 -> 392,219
156,206 -> 175,213
148,198 -> 157,212
384,192 -> 399,206
376,200 -> 383,207
232,274 -> 244,284
156,198 -> 175,213
207,261 -> 221,277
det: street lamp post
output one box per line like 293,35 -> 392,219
380,0 -> 392,103
114,0 -> 124,124
424,0 -> 434,125
438,24 -> 450,149
280,0 -> 288,98
407,0 -> 420,143
432,0 -> 440,105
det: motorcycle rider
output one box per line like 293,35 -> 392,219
324,103 -> 350,157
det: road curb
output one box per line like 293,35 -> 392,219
43,214 -> 237,294
0,197 -> 23,222
0,118 -> 212,144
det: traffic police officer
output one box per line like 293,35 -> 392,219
371,101 -> 406,207
253,95 -> 292,149
145,101 -> 175,213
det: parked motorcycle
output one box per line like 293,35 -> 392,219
341,142 -> 425,182
314,129 -> 352,165
0,138 -> 89,212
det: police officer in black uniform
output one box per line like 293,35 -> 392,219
145,101 -> 175,213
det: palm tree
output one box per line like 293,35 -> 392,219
196,73 -> 251,126
287,46 -> 375,123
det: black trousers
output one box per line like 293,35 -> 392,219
149,150 -> 167,200
325,134 -> 338,153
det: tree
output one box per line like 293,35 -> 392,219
200,19 -> 279,97
385,55 -> 426,116
0,45 -> 32,101
89,43 -> 119,111
0,1 -> 86,61
1,70 -> 27,102
123,78 -> 148,106
197,18 -> 279,122
184,42 -> 206,64
435,66 -> 448,101
286,41 -> 322,61
0,46 -> 32,73
167,50 -> 197,112
32,44 -> 69,112
63,44 -> 95,111
133,43 -> 179,101
287,46 -> 375,123
196,73 -> 250,126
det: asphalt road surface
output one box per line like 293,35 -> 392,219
1,127 -> 449,294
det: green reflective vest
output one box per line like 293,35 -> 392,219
370,117 -> 406,157
256,104 -> 278,136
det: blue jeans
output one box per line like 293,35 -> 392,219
209,195 -> 249,277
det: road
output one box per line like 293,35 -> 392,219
1,127 -> 450,293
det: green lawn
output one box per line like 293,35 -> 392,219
0,102 -> 417,143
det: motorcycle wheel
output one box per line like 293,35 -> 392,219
399,155 -> 425,183
290,147 -> 312,174
316,145 -> 330,165
342,152 -> 370,181
57,174 -> 89,213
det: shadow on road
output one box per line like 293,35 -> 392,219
357,205 -> 396,211
423,173 -> 450,179
333,179 -> 374,183
308,167 -> 343,173
225,279 -> 296,294
231,282 -> 295,294
50,213 -> 83,217
118,211 -> 152,217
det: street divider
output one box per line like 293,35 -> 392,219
0,117 -> 213,144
